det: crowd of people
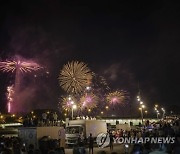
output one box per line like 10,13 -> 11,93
23,112 -> 60,127
0,136 -> 65,154
1,117 -> 180,154
107,119 -> 180,154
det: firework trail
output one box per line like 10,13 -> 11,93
0,56 -> 42,113
6,85 -> 14,113
59,61 -> 92,94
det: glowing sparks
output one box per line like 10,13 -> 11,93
59,61 -> 92,94
92,72 -> 110,91
0,60 -> 41,73
106,90 -> 129,105
6,85 -> 14,113
80,93 -> 98,109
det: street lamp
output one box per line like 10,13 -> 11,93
139,104 -> 145,123
156,110 -> 160,119
72,104 -> 77,120
105,106 -> 109,109
139,108 -> 143,123
161,108 -> 165,119
140,101 -> 143,105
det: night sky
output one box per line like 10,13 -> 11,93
0,1 -> 180,115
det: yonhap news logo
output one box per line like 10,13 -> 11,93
113,137 -> 175,144
96,133 -> 110,148
96,133 -> 175,148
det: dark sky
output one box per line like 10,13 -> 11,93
0,1 -> 180,115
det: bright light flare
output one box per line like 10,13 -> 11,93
72,104 -> 77,109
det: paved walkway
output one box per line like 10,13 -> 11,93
65,144 -> 132,154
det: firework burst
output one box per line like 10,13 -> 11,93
59,61 -> 92,94
92,72 -> 110,91
106,90 -> 129,105
60,96 -> 76,111
80,93 -> 98,109
0,60 -> 41,73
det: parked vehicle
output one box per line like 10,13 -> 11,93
65,120 -> 107,145
18,126 -> 65,148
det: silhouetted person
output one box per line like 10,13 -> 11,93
88,133 -> 94,154
109,132 -> 114,151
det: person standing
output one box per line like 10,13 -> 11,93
53,112 -> 58,126
59,127 -> 65,154
88,133 -> 94,154
42,112 -> 47,126
109,131 -> 114,151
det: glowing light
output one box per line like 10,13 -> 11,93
145,110 -> 148,113
141,105 -> 145,108
12,114 -> 15,117
161,108 -> 165,112
72,104 -> 77,109
86,86 -> 91,90
105,106 -> 109,109
68,97 -> 72,101
106,90 -> 129,105
59,61 -> 92,94
140,101 -> 143,105
88,109 -> 91,112
101,111 -> 104,114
